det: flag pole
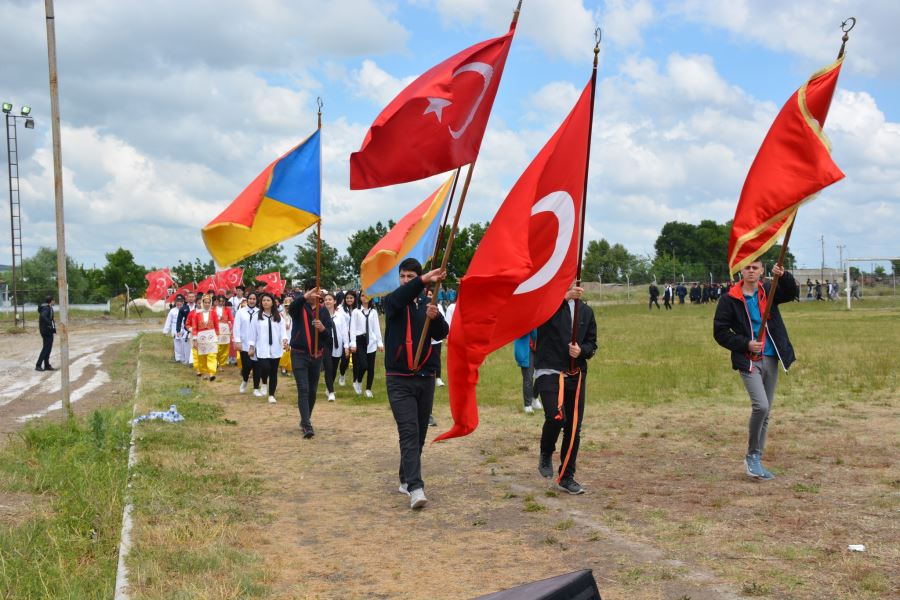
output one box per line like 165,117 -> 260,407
314,97 -> 323,354
753,18 -> 853,352
411,0 -> 523,369
429,166 -> 462,269
567,28 -> 601,374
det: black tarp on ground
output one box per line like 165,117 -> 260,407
473,569 -> 601,600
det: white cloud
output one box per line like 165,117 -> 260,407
600,0 -> 655,49
350,60 -> 417,106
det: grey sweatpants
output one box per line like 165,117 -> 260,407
739,355 -> 780,456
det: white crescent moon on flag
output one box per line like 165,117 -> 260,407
449,62 -> 493,140
513,191 -> 576,295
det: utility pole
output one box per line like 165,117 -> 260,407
819,235 -> 825,285
837,244 -> 846,287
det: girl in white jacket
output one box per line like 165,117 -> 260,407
162,296 -> 187,363
349,292 -> 383,398
233,291 -> 261,395
322,292 -> 346,402
247,292 -> 289,404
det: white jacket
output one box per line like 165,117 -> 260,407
247,312 -> 289,359
350,307 -> 383,353
327,310 -> 348,358
333,308 -> 354,352
233,306 -> 259,352
162,307 -> 183,338
431,303 -> 445,345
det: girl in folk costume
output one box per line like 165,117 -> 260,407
322,292 -> 346,402
233,291 -> 262,395
335,290 -> 356,386
349,292 -> 384,398
248,292 -> 289,404
279,295 -> 293,375
190,294 -> 221,380
214,294 -> 234,368
163,295 -> 187,363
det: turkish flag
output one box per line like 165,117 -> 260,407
436,80 -> 593,442
266,279 -> 287,296
728,58 -> 845,273
255,271 -> 282,287
349,26 -> 516,189
216,267 -> 244,291
166,282 -> 196,304
197,275 -> 217,295
144,269 -> 174,303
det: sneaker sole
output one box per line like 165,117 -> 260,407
410,498 -> 428,509
744,461 -> 764,479
398,487 -> 410,496
556,483 -> 585,495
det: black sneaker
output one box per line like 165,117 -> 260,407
538,454 -> 553,478
428,415 -> 437,427
302,425 -> 315,439
45,366 -> 57,371
35,366 -> 45,372
209,375 -> 216,382
557,477 -> 585,495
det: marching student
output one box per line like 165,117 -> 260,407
350,292 -> 384,398
189,294 -> 221,381
322,292 -> 345,402
425,289 -> 446,388
288,279 -> 332,439
248,292 -> 289,404
713,260 -> 797,480
279,295 -> 294,375
535,282 -> 597,495
335,290 -> 356,386
514,329 -> 541,414
163,295 -> 187,363
233,291 -> 262,395
383,259 -> 448,510
177,291 -> 197,368
230,285 -> 245,313
214,294 -> 234,368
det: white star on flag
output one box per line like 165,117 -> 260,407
423,97 -> 452,122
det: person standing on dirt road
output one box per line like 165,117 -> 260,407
713,259 -> 798,481
383,259 -> 448,510
287,279 -> 331,439
35,296 -> 57,372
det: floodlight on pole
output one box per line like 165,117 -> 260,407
24,118 -> 34,129
1,103 -> 11,114
20,105 -> 31,116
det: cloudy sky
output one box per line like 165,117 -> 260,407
1,0 -> 897,273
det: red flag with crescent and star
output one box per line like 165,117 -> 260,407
728,57 -> 845,274
215,267 -> 244,291
349,26 -> 516,190
166,282 -> 196,304
144,268 -> 175,303
255,271 -> 282,288
436,79 -> 593,442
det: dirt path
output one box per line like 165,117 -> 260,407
0,320 -> 153,433
215,386 -> 743,599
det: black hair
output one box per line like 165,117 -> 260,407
303,277 -> 317,291
255,292 -> 281,322
175,294 -> 185,302
44,295 -> 53,304
235,285 -> 245,291
342,290 -> 357,313
398,258 -> 422,275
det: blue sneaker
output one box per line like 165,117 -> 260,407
744,453 -> 764,479
758,457 -> 775,480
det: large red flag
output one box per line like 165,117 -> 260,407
144,269 -> 174,303
349,27 -> 515,190
216,267 -> 244,291
167,282 -> 196,304
728,57 -> 845,273
436,80 -> 593,442
255,271 -> 282,287
197,275 -> 217,295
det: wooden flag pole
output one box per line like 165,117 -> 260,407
753,18 -> 853,351
430,166 -> 462,268
567,28 -> 601,374
313,97 -> 323,355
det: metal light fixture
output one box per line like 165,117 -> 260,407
20,105 -> 31,116
24,118 -> 34,129
1,102 -> 11,113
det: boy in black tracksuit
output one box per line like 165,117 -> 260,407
288,279 -> 333,439
35,296 -> 57,371
383,259 -> 448,509
713,261 -> 797,480
535,284 -> 597,495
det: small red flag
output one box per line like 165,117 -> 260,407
166,282 -> 196,304
436,80 -> 593,442
728,57 -> 845,273
197,275 -> 217,295
216,267 -> 244,291
349,27 -> 515,190
144,269 -> 174,303
266,279 -> 287,296
255,271 -> 282,287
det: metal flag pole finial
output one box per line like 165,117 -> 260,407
593,27 -> 601,66
838,17 -> 855,59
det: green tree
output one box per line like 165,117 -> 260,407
873,265 -> 886,280
582,239 -> 638,283
2,247 -> 110,304
346,221 -> 394,276
234,244 -> 290,284
171,258 -> 215,285
445,222 -> 489,282
102,248 -> 146,297
294,230 -> 352,289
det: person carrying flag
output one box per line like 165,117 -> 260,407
383,259 -> 448,509
535,283 -> 597,495
713,260 -> 797,480
287,278 -> 332,439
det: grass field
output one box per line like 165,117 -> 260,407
1,295 -> 897,598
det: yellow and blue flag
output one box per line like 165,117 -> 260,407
361,175 -> 453,297
203,130 -> 321,267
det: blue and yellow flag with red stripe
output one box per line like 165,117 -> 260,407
361,175 -> 453,297
203,130 -> 321,267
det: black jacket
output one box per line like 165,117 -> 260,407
383,277 -> 449,376
38,303 -> 56,336
713,272 -> 798,372
288,296 -> 333,355
534,300 -> 597,373
176,303 -> 193,334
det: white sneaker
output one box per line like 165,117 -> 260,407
365,389 -> 374,398
327,392 -> 336,402
339,376 -> 346,386
435,378 -> 445,387
353,381 -> 362,395
239,381 -> 247,394
524,404 -> 534,415
409,488 -> 427,509
532,397 -> 543,410
253,388 -> 263,397
398,483 -> 409,496
268,395 -> 277,404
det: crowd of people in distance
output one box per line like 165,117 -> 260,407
647,281 -> 731,310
